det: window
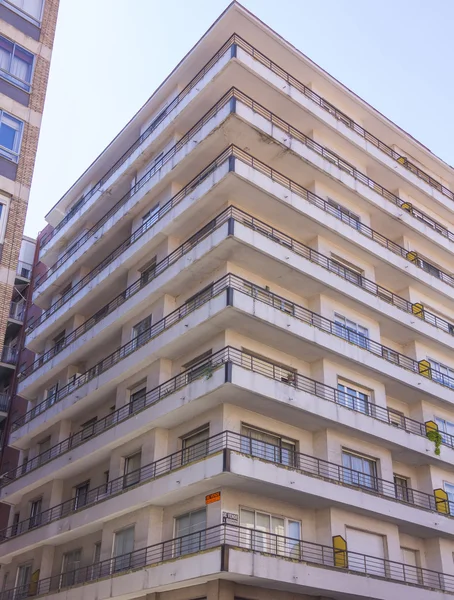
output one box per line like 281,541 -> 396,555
346,528 -> 385,576
342,451 -> 377,490
330,255 -> 364,287
139,257 -> 156,286
132,315 -> 151,349
45,383 -> 58,407
327,198 -> 361,230
28,498 -> 42,529
428,359 -> 454,389
59,282 -> 72,300
334,314 -> 369,349
129,385 -> 146,414
37,436 -> 51,465
243,282 -> 293,315
394,474 -> 411,503
0,110 -> 23,162
0,35 -> 33,91
74,481 -> 90,510
175,509 -> 206,556
182,427 -> 209,464
435,417 -> 454,445
11,512 -> 20,537
2,0 -> 44,24
401,547 -> 422,584
52,331 -> 65,353
15,563 -> 32,597
444,483 -> 454,516
0,201 -> 8,243
183,350 -> 213,382
113,526 -> 134,572
61,549 -> 81,588
388,408 -> 405,429
241,350 -> 296,385
89,542 -> 101,580
240,508 -> 301,557
337,380 -> 371,414
241,425 -> 296,467
142,203 -> 160,231
123,452 -> 141,488
80,417 -> 97,441
185,284 -> 214,315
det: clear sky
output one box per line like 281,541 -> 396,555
24,0 -> 454,238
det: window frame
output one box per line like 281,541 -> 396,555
0,33 -> 34,92
0,109 -> 23,163
341,449 -> 378,491
1,0 -> 45,25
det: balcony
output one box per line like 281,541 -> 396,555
25,145 -> 454,355
1,430 -> 452,555
15,261 -> 32,282
0,524 -> 452,600
1,345 -> 17,366
38,36 -> 454,259
9,302 -> 25,322
4,346 -> 453,497
0,393 -> 9,414
35,89 -> 454,305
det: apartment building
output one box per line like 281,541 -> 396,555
0,0 -> 59,450
1,2 -> 454,599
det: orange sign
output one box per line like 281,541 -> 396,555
205,491 -> 221,504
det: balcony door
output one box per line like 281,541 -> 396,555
175,508 -> 206,556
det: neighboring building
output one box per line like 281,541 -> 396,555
1,2 -> 454,599
0,0 -> 59,460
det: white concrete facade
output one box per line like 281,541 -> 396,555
2,3 -> 454,600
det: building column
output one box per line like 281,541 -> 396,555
38,545 -> 55,580
206,580 -> 234,600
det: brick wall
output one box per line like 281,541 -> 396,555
39,0 -> 59,49
29,55 -> 51,114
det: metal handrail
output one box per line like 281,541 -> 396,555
5,344 -> 454,487
26,144 -> 454,338
1,430 -> 449,544
38,37 -> 236,250
14,269 -> 448,432
1,523 -> 452,598
39,34 -> 454,253
0,393 -> 10,413
35,87 -> 454,292
34,88 -> 236,289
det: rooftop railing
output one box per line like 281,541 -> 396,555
4,345 -> 453,487
39,34 -> 454,253
1,523 -> 452,598
0,430 -> 450,544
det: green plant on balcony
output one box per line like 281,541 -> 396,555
426,429 -> 442,456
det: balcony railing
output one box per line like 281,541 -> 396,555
0,393 -> 9,413
38,37 -> 237,250
1,523 -> 452,598
15,269 -> 453,433
5,346 -> 454,488
15,261 -> 32,280
35,87 -> 454,293
27,144 -> 454,337
9,302 -> 25,322
39,35 -> 454,254
1,430 -> 450,544
1,346 -> 17,365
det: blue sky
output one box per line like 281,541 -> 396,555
24,0 -> 454,237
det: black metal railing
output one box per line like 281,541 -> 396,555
16,266 -> 453,433
0,393 -> 10,413
1,523 -> 453,598
39,34 -> 454,254
38,37 -> 236,250
26,143 -> 454,344
1,430 -> 449,544
5,345 -> 454,488
34,87 -> 236,289
36,87 -> 454,294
